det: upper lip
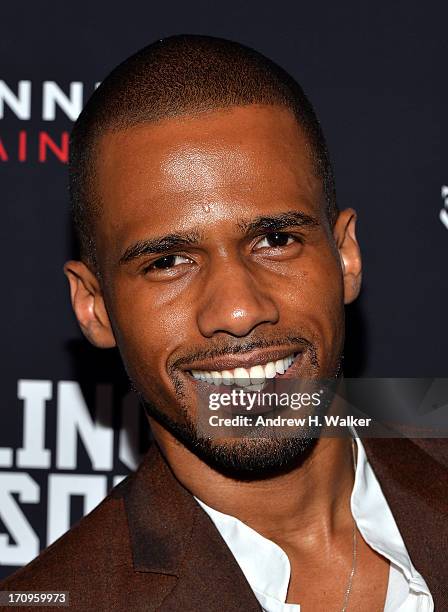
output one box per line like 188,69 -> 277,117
180,347 -> 303,373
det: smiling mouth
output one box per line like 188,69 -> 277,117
188,352 -> 300,389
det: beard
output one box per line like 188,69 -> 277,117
136,334 -> 344,480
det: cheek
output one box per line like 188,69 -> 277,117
278,250 -> 344,358
104,276 -> 197,382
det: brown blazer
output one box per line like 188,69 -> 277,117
1,438 -> 447,611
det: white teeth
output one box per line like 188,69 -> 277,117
211,371 -> 222,386
221,370 -> 234,385
275,359 -> 285,374
264,361 -> 276,378
249,365 -> 265,384
191,353 -> 296,387
233,367 -> 251,386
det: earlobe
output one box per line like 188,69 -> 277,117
333,209 -> 362,305
63,260 -> 116,348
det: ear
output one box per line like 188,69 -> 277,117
333,208 -> 362,305
63,260 -> 116,348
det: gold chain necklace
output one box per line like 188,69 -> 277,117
340,438 -> 358,612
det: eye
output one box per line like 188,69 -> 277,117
254,232 -> 296,249
148,254 -> 192,271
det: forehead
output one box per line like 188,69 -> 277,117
94,105 -> 324,256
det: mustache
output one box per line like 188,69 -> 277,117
169,334 -> 318,370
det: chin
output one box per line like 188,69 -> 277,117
189,435 -> 320,480
142,395 -> 322,480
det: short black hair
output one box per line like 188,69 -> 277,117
69,34 -> 338,266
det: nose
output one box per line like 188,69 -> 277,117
196,258 -> 279,338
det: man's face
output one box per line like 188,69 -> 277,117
67,104 -> 361,474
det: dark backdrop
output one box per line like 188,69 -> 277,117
0,0 -> 447,578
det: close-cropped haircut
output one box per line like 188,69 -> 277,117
69,34 -> 338,267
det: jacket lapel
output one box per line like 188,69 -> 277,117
363,437 -> 448,609
119,443 -> 261,611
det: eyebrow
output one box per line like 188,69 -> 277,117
119,232 -> 201,265
119,210 -> 320,265
238,210 -> 320,234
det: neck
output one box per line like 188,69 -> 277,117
149,419 -> 355,551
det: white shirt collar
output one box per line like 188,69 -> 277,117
351,434 -> 430,595
195,435 -> 433,611
197,494 -> 295,609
